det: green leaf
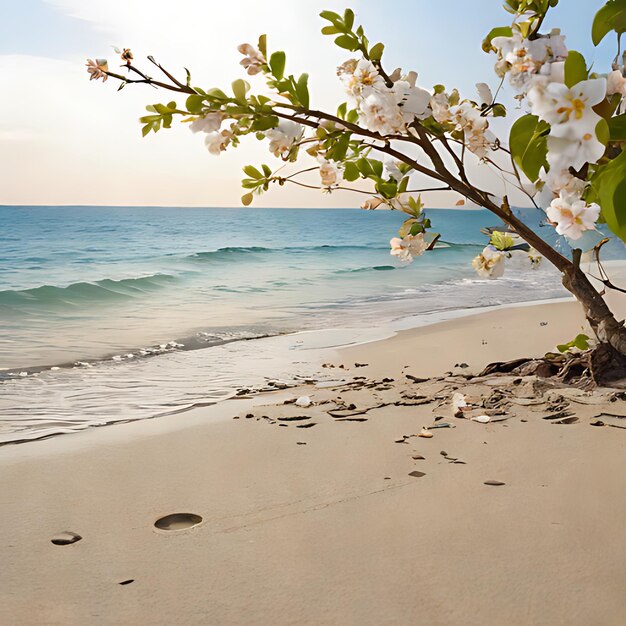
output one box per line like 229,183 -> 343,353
509,114 -> 549,182
153,103 -> 174,114
205,88 -> 229,100
376,180 -> 398,199
243,165 -> 263,179
269,51 -> 286,80
490,231 -> 515,250
356,157 -> 374,177
590,147 -> 626,241
141,124 -> 152,137
319,10 -> 342,25
343,161 -> 360,182
334,35 -> 357,51
491,103 -> 507,117
241,193 -> 254,206
330,132 -> 351,161
398,218 -> 417,237
262,164 -> 272,177
610,178 -> 626,239
231,78 -> 249,103
258,34 -> 267,58
343,8 -> 355,30
337,102 -> 347,119
321,25 -> 341,35
563,50 -> 587,88
608,113 -> 626,140
482,26 -> 513,52
295,73 -> 310,108
592,0 -> 626,45
370,159 -> 383,177
346,109 -> 359,124
557,334 -> 590,353
251,116 -> 279,132
596,117 -> 610,146
369,42 -> 384,61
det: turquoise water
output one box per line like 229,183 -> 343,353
1,205 -> 623,443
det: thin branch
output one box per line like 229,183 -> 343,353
104,70 -> 193,94
275,177 -> 451,197
147,56 -> 191,91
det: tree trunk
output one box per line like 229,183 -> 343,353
562,265 -> 626,356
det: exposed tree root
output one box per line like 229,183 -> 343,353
478,343 -> 626,389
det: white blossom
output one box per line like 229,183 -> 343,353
541,168 -> 587,197
430,91 -> 453,124
358,91 -> 405,135
547,133 -> 605,172
532,61 -> 565,86
237,43 -> 266,75
607,69 -> 626,97
190,112 -> 223,134
204,130 -> 233,155
546,191 -> 600,240
476,83 -> 493,105
361,197 -> 385,210
86,58 -> 108,82
339,58 -> 386,98
318,157 -> 338,186
529,78 -> 606,140
492,32 -> 548,90
393,80 -> 432,122
491,30 -> 567,92
383,158 -> 402,181
390,233 -> 428,262
450,102 -> 495,158
265,121 -> 303,157
472,246 -> 505,278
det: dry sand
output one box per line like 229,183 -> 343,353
1,293 -> 626,625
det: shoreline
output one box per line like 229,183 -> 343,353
0,287 -> 613,459
0,294 -> 575,449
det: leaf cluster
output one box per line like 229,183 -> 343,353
320,9 -> 385,63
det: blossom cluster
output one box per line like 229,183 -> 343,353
337,59 -> 495,160
492,26 -> 605,242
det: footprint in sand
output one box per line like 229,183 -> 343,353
154,513 -> 203,531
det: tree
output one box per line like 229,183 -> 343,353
86,0 -> 626,372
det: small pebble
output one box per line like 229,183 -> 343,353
51,532 -> 82,546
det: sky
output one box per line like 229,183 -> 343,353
0,0 -> 617,208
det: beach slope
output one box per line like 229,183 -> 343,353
1,296 -> 626,625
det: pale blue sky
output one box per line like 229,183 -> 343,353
0,0 -> 618,207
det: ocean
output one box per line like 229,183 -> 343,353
1,205 -> 624,444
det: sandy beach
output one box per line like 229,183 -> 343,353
2,285 -> 626,625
